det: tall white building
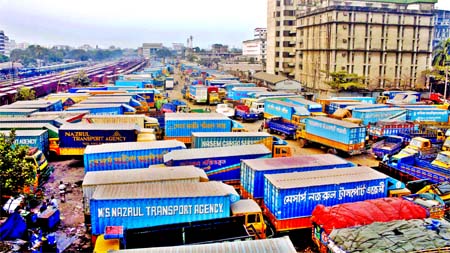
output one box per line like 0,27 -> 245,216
141,43 -> 163,59
242,28 -> 268,62
0,30 -> 5,55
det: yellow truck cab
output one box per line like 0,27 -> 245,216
431,151 -> 450,169
401,137 -> 433,155
230,199 -> 266,239
24,148 -> 49,193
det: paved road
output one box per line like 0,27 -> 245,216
172,69 -> 379,168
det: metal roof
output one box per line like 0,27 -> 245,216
192,132 -> 271,138
164,144 -> 270,161
265,166 -> 388,189
231,87 -> 268,91
69,104 -> 124,108
0,108 -> 38,113
230,199 -> 262,214
353,108 -> 405,112
84,140 -> 185,154
308,116 -> 362,128
253,72 -> 288,84
165,113 -> 230,120
82,166 -> 207,186
111,236 -> 296,253
59,123 -> 139,131
30,111 -> 90,117
286,97 -> 321,106
241,154 -> 352,171
92,181 -> 236,200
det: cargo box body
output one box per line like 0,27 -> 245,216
82,166 -> 208,215
0,108 -> 38,117
165,113 -> 232,143
0,123 -> 59,138
84,140 -> 186,172
305,116 -> 366,145
164,144 -> 271,183
0,130 -> 49,154
90,182 -> 238,235
67,104 -> 126,115
284,97 -> 323,113
264,167 -> 388,230
59,123 -> 139,149
406,108 -> 449,123
240,155 -> 355,199
191,132 -> 273,149
264,100 -> 309,120
351,108 -> 406,125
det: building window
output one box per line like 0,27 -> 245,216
276,21 -> 280,26
276,31 -> 280,36
276,52 -> 280,57
276,42 -> 280,47
283,20 -> 295,26
284,10 -> 295,16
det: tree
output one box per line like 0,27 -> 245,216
71,70 -> 91,86
326,71 -> 365,90
0,130 -> 36,196
16,87 -> 36,101
432,38 -> 450,99
155,48 -> 173,59
0,54 -> 9,63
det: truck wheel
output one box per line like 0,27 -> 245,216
298,139 -> 307,148
327,148 -> 337,155
267,128 -> 273,134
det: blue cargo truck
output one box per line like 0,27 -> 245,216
264,100 -> 310,123
351,108 -> 406,125
89,182 -> 266,243
67,104 -> 136,115
240,154 -> 355,200
164,113 -> 232,144
284,97 -> 323,113
84,140 -> 186,172
58,123 -> 143,156
263,166 -> 388,232
0,130 -> 49,155
164,144 -> 272,185
5,100 -> 63,111
191,132 -> 274,148
405,108 -> 449,123
0,108 -> 39,117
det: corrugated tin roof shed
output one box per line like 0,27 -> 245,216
242,154 -> 352,171
82,166 -> 207,186
111,236 -> 296,253
92,181 -> 236,200
164,144 -> 270,161
253,72 -> 288,84
265,166 -> 387,189
85,140 -> 185,154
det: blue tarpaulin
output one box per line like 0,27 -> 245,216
0,211 -> 27,240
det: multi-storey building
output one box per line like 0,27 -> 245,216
141,43 -> 163,59
243,28 -> 268,62
266,0 -> 297,77
294,0 -> 436,94
0,30 -> 5,55
433,9 -> 450,49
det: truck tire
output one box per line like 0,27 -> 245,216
298,139 -> 307,148
281,133 -> 287,140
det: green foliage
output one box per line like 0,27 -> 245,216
327,71 -> 365,90
0,54 -> 9,63
432,38 -> 450,67
10,45 -> 125,68
155,48 -> 173,58
0,130 -> 36,196
16,87 -> 36,101
71,70 -> 91,86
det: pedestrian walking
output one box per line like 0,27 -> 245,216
58,181 -> 66,203
50,195 -> 58,209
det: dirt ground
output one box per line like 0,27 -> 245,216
43,159 -> 91,252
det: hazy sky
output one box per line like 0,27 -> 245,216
1,0 -> 449,50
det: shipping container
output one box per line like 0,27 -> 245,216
6,100 -> 63,111
164,113 -> 232,142
316,99 -> 358,114
264,100 -> 310,120
223,83 -> 256,93
83,166 -> 208,215
164,144 -> 272,183
406,108 -> 449,123
114,80 -> 146,88
284,97 -> 323,113
188,85 -> 208,103
331,96 -> 376,104
111,236 -> 296,253
90,181 -> 239,235
82,114 -> 157,128
351,108 -> 406,125
191,132 -> 273,149
344,104 -> 389,111
0,129 -> 49,153
228,87 -> 268,101
67,104 -> 135,115
30,110 -> 90,123
79,97 -> 139,107
0,108 -> 38,117
0,116 -> 65,128
84,140 -> 186,172
240,154 -> 355,199
68,87 -> 108,93
304,116 -> 366,145
263,166 -> 388,228
328,102 -> 364,115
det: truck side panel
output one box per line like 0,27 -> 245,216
59,129 -> 138,148
192,135 -> 273,149
305,117 -> 365,145
165,119 -> 232,138
305,133 -> 365,154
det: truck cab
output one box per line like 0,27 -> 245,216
431,151 -> 450,169
230,199 -> 266,239
24,148 -> 49,193
399,137 -> 438,159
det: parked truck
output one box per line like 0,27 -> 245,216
207,86 -> 221,105
371,135 -> 405,159
296,116 -> 366,156
367,120 -> 416,140
164,144 -> 272,186
234,105 -> 259,122
67,104 -> 136,115
189,85 -> 208,104
396,136 -> 441,160
57,123 -> 154,156
397,129 -> 445,145
264,100 -> 309,125
265,117 -> 298,140
191,131 -> 291,158
84,140 -> 186,172
89,182 -> 266,242
164,113 -> 232,144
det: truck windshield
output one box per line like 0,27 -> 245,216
35,152 -> 46,167
436,153 -> 450,165
444,138 -> 450,147
409,139 -> 422,147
